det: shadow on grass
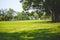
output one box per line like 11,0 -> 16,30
33,20 -> 60,24
0,29 -> 60,40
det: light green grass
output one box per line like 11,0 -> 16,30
0,20 -> 60,40
0,20 -> 60,33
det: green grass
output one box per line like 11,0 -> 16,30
0,20 -> 60,40
0,20 -> 60,32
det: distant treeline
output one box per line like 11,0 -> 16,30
0,8 -> 51,21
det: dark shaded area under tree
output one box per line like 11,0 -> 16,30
0,29 -> 60,40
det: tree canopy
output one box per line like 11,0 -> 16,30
20,0 -> 44,11
20,0 -> 60,22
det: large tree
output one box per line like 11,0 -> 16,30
45,0 -> 60,22
20,0 -> 60,22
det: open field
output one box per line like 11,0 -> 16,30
0,20 -> 60,40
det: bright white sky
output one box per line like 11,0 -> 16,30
0,0 -> 23,12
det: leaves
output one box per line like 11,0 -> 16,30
20,0 -> 44,11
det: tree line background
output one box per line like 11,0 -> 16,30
0,8 -> 51,21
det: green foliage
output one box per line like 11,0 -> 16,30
0,8 -> 51,21
20,0 -> 50,20
20,0 -> 44,10
33,13 -> 39,19
17,12 -> 23,20
0,8 -> 17,21
26,12 -> 31,16
0,9 -> 7,21
6,8 -> 15,20
35,11 -> 43,18
20,0 -> 60,22
22,2 -> 29,10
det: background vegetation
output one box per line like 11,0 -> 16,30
0,8 -> 51,21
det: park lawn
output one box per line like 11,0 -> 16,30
0,20 -> 60,40
0,20 -> 60,33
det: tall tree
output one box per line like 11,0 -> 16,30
20,0 -> 60,22
44,0 -> 60,22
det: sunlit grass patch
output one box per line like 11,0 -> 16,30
0,20 -> 60,40
0,20 -> 60,33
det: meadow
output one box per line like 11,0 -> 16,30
0,20 -> 60,40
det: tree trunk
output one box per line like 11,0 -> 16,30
49,2 -> 60,22
45,0 -> 60,22
52,10 -> 60,22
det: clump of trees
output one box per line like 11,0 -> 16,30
0,8 -> 50,21
0,8 -> 16,21
20,0 -> 60,22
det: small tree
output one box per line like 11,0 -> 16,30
6,8 -> 15,21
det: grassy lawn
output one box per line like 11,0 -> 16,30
0,20 -> 60,40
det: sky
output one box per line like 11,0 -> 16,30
0,0 -> 23,12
